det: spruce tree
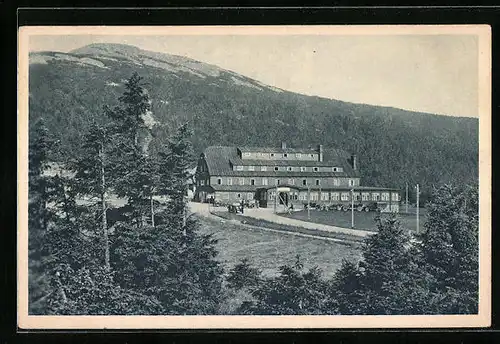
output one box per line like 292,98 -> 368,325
420,184 -> 479,314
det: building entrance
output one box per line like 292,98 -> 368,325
279,192 -> 289,206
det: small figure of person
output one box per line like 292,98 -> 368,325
240,199 -> 245,214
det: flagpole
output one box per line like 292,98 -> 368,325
405,182 -> 409,214
416,183 -> 420,234
351,188 -> 354,228
307,185 -> 311,220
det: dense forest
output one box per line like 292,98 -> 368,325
29,43 -> 479,203
28,72 -> 479,316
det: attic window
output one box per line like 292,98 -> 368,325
283,153 -> 288,158
236,165 -> 243,171
243,152 -> 251,157
300,167 -> 306,172
261,166 -> 267,171
270,153 -> 275,157
296,153 -> 302,158
287,167 -> 293,171
313,167 -> 319,172
217,178 -> 222,185
274,167 -> 279,171
310,154 -> 314,158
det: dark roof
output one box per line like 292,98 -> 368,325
237,146 -> 317,154
202,146 -> 361,178
229,158 -> 343,167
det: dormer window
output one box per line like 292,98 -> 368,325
270,153 -> 275,157
274,167 -> 279,171
287,167 -> 293,171
261,166 -> 267,171
296,153 -> 302,158
236,165 -> 243,171
243,152 -> 251,157
310,154 -> 314,158
300,167 -> 306,172
332,167 -> 338,172
248,165 -> 255,171
283,153 -> 288,158
313,167 -> 319,172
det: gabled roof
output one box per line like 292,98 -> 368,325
201,145 -> 361,177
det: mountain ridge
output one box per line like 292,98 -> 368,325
28,43 -> 479,200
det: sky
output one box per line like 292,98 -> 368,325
29,32 -> 480,118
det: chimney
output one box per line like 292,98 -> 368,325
318,144 -> 324,162
351,154 -> 358,170
281,141 -> 287,149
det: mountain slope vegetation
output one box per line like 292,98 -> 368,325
28,43 -> 479,200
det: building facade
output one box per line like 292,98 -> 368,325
195,143 -> 400,212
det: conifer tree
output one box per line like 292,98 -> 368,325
420,184 -> 479,314
105,72 -> 155,227
157,123 -> 194,231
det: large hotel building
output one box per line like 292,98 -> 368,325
194,142 -> 400,212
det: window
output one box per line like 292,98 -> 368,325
372,193 -> 380,201
288,178 -> 295,185
315,179 -> 320,186
300,167 -> 306,172
270,153 -> 275,157
251,179 -> 255,186
333,178 -> 340,186
321,192 -> 329,201
247,192 -> 254,200
392,193 -> 399,201
239,178 -> 245,185
243,152 -> 251,157
276,179 -> 280,185
261,166 -> 267,171
313,167 -> 319,172
248,165 -> 255,171
237,193 -> 241,198
331,192 -> 339,201
201,180 -> 205,186
296,153 -> 302,158
302,179 -> 307,186
217,178 -> 222,185
332,167 -> 338,172
341,193 -> 349,201
381,192 -> 389,201
227,178 -> 233,185
310,154 -> 314,158
362,193 -> 370,201
274,167 -> 279,171
284,153 -> 288,158
262,178 -> 268,186
287,167 -> 293,171
236,165 -> 243,171
348,179 -> 354,186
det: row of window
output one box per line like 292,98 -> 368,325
243,152 -> 316,159
234,165 -> 343,172
266,191 -> 400,202
216,177 -> 355,186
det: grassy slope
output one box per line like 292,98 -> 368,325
196,215 -> 362,278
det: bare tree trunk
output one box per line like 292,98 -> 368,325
99,145 -> 110,271
150,192 -> 155,227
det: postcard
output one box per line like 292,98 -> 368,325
17,24 -> 491,329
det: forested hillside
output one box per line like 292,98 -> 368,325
28,43 -> 479,201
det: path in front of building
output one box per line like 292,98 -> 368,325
189,202 -> 373,238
